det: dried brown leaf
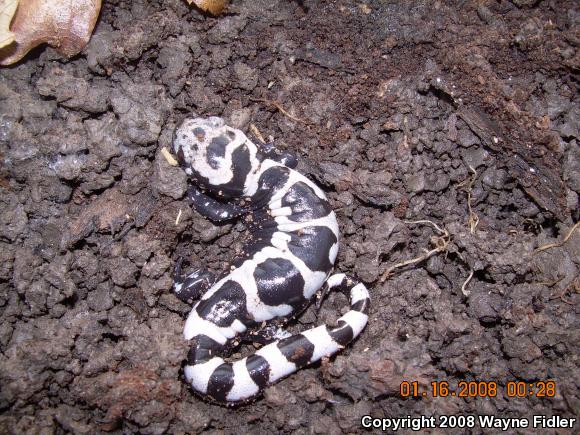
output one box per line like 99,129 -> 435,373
0,0 -> 18,49
0,0 -> 101,65
187,0 -> 229,16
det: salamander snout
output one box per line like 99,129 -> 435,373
172,116 -> 259,197
173,117 -> 227,169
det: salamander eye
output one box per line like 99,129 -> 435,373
193,127 -> 206,142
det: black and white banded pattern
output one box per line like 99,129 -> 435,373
172,117 -> 370,404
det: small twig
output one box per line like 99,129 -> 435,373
461,268 -> 474,297
537,276 -> 565,287
380,220 -> 451,282
101,218 -> 135,250
175,208 -> 182,226
534,221 -> 580,254
113,221 -> 134,242
250,97 -> 309,124
161,147 -> 178,166
249,124 -> 266,144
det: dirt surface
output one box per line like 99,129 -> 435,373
0,0 -> 579,433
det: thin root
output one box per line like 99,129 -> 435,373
534,221 -> 580,254
458,165 -> 479,234
404,219 -> 447,235
549,277 -> 579,306
380,220 -> 451,282
250,97 -> 309,124
461,268 -> 474,297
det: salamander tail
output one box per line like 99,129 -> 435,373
183,273 -> 369,404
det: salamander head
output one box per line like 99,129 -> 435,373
173,117 -> 260,198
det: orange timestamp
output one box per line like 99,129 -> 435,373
400,381 -> 557,399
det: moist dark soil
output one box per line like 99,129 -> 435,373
1,0 -> 579,433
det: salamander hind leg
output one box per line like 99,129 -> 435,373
246,323 -> 292,346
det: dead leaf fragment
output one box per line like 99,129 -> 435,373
0,0 -> 102,65
0,0 -> 18,49
187,0 -> 229,16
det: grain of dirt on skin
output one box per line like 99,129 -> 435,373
0,0 -> 578,433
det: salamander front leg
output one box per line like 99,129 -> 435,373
173,257 -> 216,304
187,186 -> 246,222
260,142 -> 298,169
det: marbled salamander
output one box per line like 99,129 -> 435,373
172,117 -> 370,404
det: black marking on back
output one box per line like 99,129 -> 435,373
351,298 -> 370,314
207,135 -> 230,169
278,334 -> 315,367
288,226 -> 337,273
196,280 -> 249,327
281,182 -> 332,222
226,144 -> 252,195
207,363 -> 235,402
254,257 -> 306,309
329,320 -> 354,347
251,165 -> 290,206
246,354 -> 270,389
